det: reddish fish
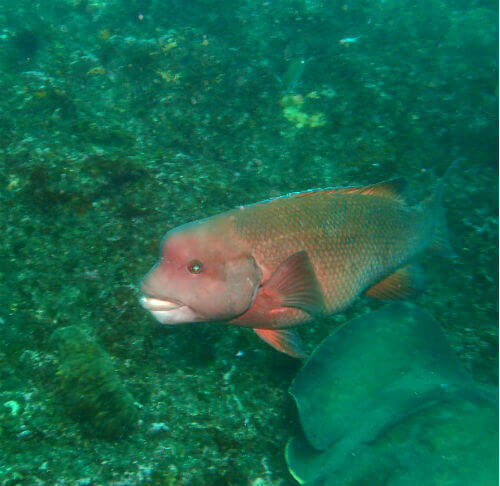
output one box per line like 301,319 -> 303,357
140,174 -> 453,357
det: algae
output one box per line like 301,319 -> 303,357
50,326 -> 138,438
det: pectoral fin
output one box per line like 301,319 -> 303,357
264,251 -> 325,316
365,263 -> 425,300
254,328 -> 307,358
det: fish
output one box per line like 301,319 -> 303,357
281,57 -> 307,93
339,36 -> 362,46
140,169 -> 455,358
276,40 -> 308,93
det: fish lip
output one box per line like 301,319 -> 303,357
140,295 -> 184,311
140,295 -> 204,324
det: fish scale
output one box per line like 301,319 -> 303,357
231,188 -> 431,316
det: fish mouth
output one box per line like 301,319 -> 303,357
140,296 -> 183,311
140,296 -> 202,324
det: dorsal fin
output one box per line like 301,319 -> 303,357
288,178 -> 415,205
354,178 -> 414,204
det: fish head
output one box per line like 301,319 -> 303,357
140,219 -> 261,324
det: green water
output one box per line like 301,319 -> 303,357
0,0 -> 497,484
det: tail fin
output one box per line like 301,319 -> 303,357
425,160 -> 462,258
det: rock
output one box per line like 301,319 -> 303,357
286,303 -> 498,485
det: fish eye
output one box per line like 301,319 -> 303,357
187,259 -> 203,274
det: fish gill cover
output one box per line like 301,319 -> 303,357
0,0 -> 497,484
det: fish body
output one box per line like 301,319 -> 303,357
340,36 -> 361,45
140,176 -> 452,357
282,57 -> 307,93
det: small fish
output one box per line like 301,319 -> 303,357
281,57 -> 307,93
140,170 -> 455,358
277,40 -> 308,93
339,36 -> 361,46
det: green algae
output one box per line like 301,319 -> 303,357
50,326 -> 138,438
280,94 -> 326,129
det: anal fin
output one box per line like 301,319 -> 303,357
364,263 -> 425,300
254,328 -> 307,359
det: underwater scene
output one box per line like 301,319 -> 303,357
0,0 -> 498,485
